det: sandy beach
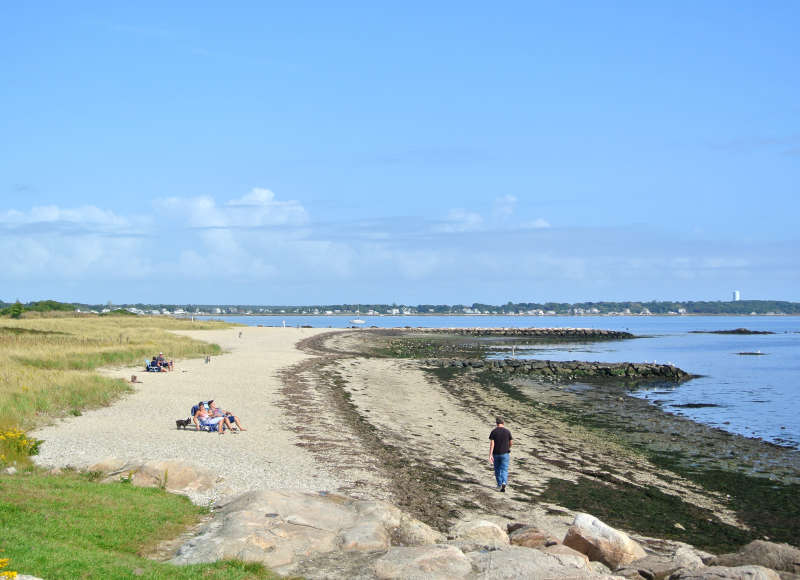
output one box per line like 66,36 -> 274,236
32,325 -> 754,543
32,326 -> 346,505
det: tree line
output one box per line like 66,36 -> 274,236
2,299 -> 800,316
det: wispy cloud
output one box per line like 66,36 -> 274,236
2,190 -> 797,302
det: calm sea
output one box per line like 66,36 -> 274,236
200,314 -> 800,448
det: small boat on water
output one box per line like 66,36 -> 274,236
350,307 -> 366,325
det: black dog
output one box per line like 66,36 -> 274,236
175,417 -> 192,430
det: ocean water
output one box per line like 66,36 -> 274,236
200,314 -> 800,448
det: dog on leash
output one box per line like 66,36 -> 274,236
175,417 -> 192,430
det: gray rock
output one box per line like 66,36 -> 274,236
374,545 -> 471,579
564,513 -> 647,569
542,543 -> 591,566
171,489 -> 435,575
669,565 -> 781,579
625,546 -> 705,580
508,526 -> 559,548
393,514 -> 444,546
469,545 -> 623,579
87,457 -> 217,494
450,519 -> 509,550
710,541 -> 800,575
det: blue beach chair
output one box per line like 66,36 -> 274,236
191,401 -> 217,432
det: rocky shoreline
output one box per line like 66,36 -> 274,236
689,328 -> 775,335
26,327 -> 800,579
413,327 -> 635,340
426,357 -> 695,382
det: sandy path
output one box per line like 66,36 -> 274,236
32,326 -> 345,504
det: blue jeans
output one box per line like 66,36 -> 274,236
493,453 -> 509,486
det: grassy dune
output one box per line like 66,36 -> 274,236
0,316 -> 227,432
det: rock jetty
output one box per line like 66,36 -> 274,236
414,327 -> 635,340
690,328 -> 774,335
427,358 -> 694,382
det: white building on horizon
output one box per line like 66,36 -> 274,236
733,290 -> 741,301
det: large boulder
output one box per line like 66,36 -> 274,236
132,460 -> 216,493
542,543 -> 592,566
87,457 -> 216,494
710,541 -> 800,575
669,565 -> 781,579
564,513 -> 647,569
617,546 -> 705,580
393,514 -> 444,546
469,545 -> 622,579
170,489 -> 437,575
509,525 -> 559,548
374,545 -> 472,579
450,519 -> 509,549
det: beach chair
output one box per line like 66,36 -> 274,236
191,402 -> 216,432
145,359 -> 160,372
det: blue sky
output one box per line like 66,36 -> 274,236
1,1 -> 798,304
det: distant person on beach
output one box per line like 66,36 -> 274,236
489,416 -> 513,492
156,352 -> 173,371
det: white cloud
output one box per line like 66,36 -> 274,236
0,204 -> 132,231
435,209 -> 484,233
492,195 -> 517,220
436,196 -> 549,233
161,188 -> 308,230
2,191 -> 797,302
522,218 -> 551,229
0,204 -> 150,281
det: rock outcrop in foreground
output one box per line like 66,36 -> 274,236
147,481 -> 792,579
78,458 -> 798,579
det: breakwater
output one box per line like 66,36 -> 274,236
426,357 -> 693,382
412,327 -> 634,340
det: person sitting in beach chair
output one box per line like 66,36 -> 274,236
208,400 -> 246,431
146,357 -> 162,372
193,401 -> 232,434
156,352 -> 173,371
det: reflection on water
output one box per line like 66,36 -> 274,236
203,314 -> 800,448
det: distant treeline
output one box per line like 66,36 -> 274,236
0,300 -> 132,318
2,299 -> 800,316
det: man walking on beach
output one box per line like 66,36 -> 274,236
489,417 -> 512,492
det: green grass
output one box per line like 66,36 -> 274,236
0,317 -> 278,578
539,476 -> 754,553
646,452 -> 800,547
0,470 -> 278,579
0,317 -> 228,431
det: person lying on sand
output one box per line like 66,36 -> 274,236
208,400 -> 246,431
194,402 -> 232,434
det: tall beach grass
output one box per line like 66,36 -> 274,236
0,316 -> 229,434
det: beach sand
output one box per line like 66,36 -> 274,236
32,326 -> 746,538
32,326 -> 346,504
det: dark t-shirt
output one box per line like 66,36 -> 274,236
489,426 -> 512,455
